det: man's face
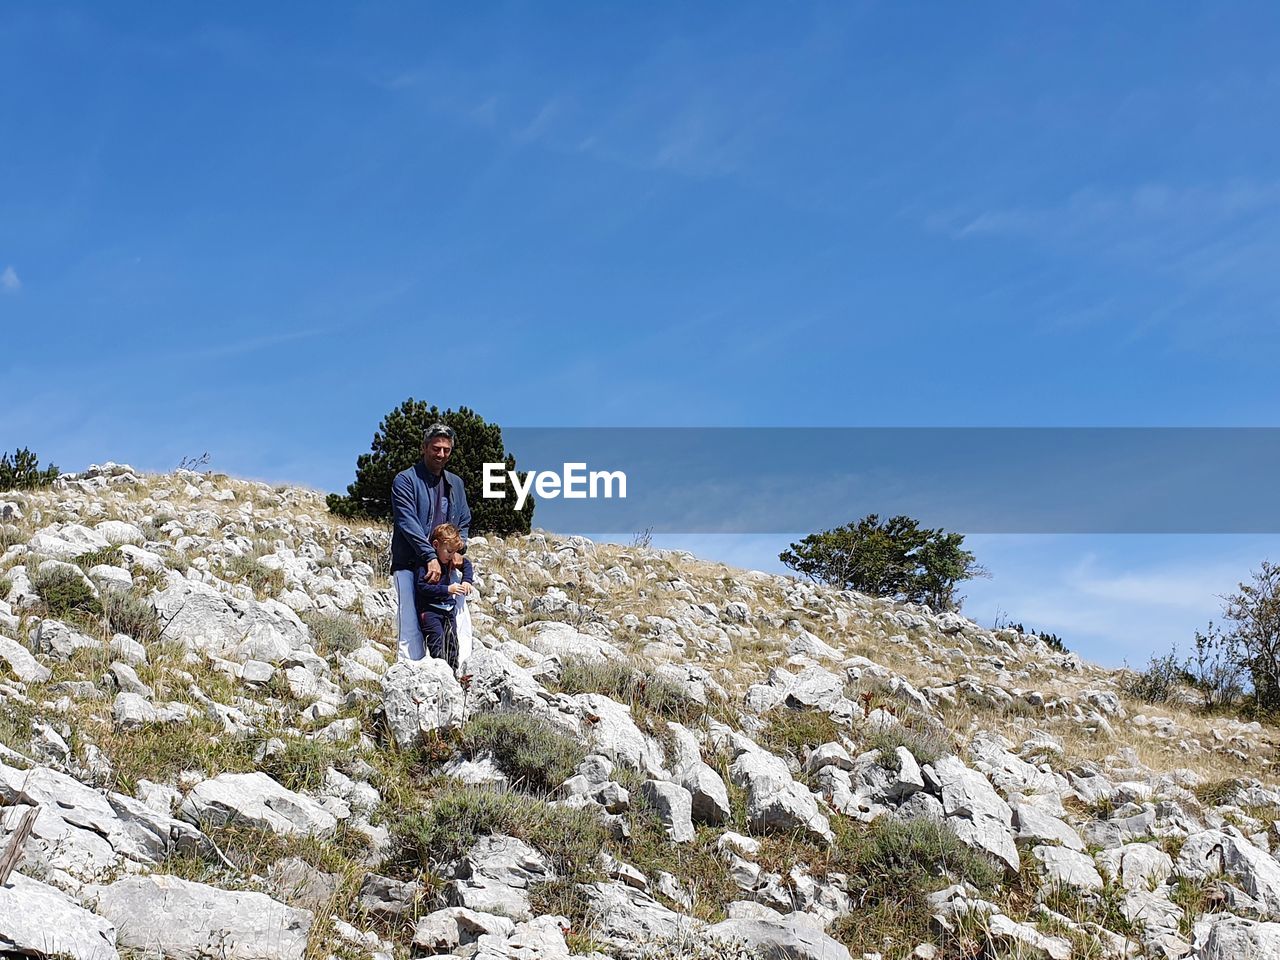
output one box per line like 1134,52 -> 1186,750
423,436 -> 453,474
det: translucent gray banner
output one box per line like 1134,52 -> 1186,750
491,428 -> 1280,533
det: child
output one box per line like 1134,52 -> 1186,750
415,523 -> 473,669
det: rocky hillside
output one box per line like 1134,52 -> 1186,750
2,463 -> 1279,960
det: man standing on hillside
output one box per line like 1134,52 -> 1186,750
391,423 -> 471,660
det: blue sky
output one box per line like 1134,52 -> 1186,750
4,3 -> 1280,666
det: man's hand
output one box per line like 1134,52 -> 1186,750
426,559 -> 442,583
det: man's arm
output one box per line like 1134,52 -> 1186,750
454,474 -> 472,541
415,566 -> 453,602
392,471 -> 436,564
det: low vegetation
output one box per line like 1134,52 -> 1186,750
553,656 -> 708,724
829,817 -> 1000,955
303,611 -> 367,656
393,782 -> 608,875
454,711 -> 585,795
30,561 -> 102,622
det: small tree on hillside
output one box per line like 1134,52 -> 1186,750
327,400 -> 534,537
780,514 -> 985,611
0,447 -> 59,491
1200,561 -> 1280,714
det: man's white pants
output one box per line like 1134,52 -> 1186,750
394,569 -> 426,661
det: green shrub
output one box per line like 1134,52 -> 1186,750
395,783 -> 608,873
73,546 -> 126,570
102,588 -> 163,644
31,563 -> 102,621
829,817 -> 1000,955
0,447 -> 58,491
302,612 -> 366,656
0,576 -> 11,600
456,712 -> 585,795
556,657 -> 705,723
1122,650 -> 1190,704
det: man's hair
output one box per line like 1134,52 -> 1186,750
423,422 -> 456,445
430,523 -> 464,552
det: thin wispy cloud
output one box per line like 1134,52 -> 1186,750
1,265 -> 20,293
950,180 -> 1280,243
166,327 -> 326,362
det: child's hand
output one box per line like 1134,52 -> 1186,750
458,582 -> 473,595
448,583 -> 470,596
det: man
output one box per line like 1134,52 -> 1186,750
391,423 -> 471,660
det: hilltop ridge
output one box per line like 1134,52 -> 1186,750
1,463 -> 1279,960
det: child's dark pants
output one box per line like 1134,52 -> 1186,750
420,608 -> 458,668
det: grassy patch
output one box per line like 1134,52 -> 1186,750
553,656 -> 707,724
302,611 -> 366,656
607,790 -> 740,921
224,550 -> 285,598
455,712 -> 585,795
755,708 -> 846,767
260,736 -> 354,794
1169,876 -> 1220,936
0,696 -> 35,753
865,719 -> 952,766
1193,778 -> 1240,808
828,817 -> 1000,957
96,720 -> 260,793
393,782 -> 609,876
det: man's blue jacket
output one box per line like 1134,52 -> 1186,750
390,461 -> 472,572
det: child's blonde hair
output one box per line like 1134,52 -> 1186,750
430,523 -> 464,553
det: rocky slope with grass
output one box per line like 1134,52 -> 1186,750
2,463 -> 1279,960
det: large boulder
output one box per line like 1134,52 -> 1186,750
1096,842 -> 1173,891
29,619 -> 99,660
447,835 -> 554,920
524,620 -> 625,662
0,872 -> 118,960
575,693 -> 667,779
0,762 -> 208,887
926,756 -> 1019,873
179,772 -> 338,838
27,523 -> 111,560
150,574 -> 309,662
729,748 -> 833,844
668,722 -> 730,826
90,875 -> 312,960
581,880 -> 704,954
0,633 -> 52,682
707,913 -> 852,960
639,780 -> 695,843
1177,830 -> 1280,919
1193,916 -> 1280,959
381,658 -> 465,748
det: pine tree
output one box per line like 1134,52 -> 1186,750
327,400 -> 533,536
